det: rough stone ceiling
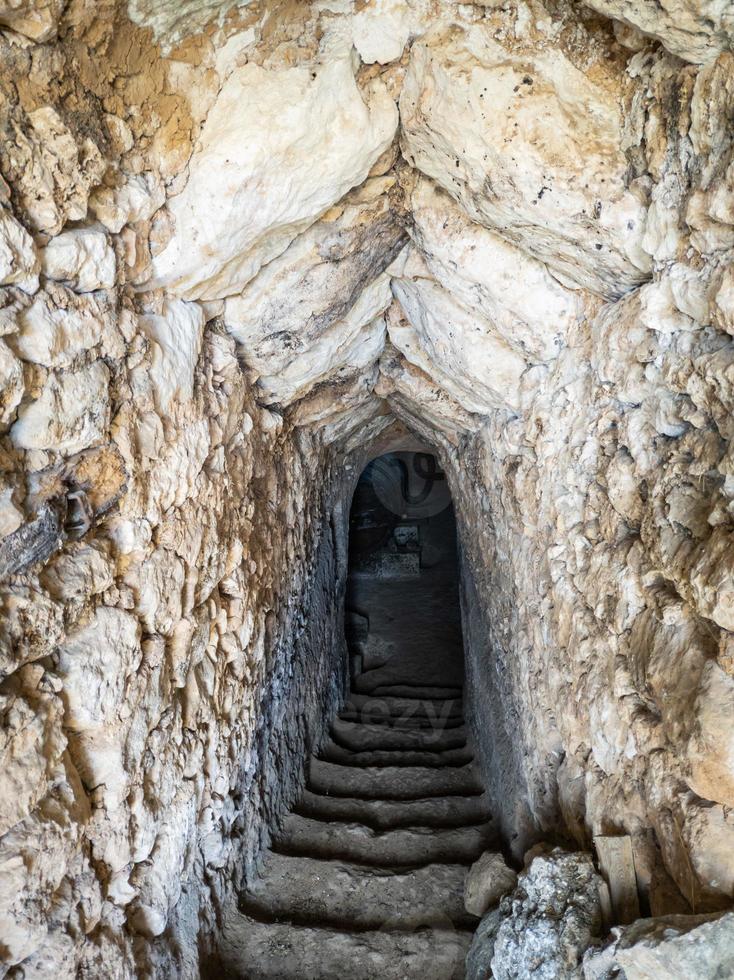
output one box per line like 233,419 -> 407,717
2,0 -> 732,462
120,0 -> 677,453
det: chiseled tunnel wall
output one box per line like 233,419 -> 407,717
0,0 -> 733,975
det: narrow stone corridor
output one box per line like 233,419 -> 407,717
213,455 -> 494,978
1,0 -> 734,976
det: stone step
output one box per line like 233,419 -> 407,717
308,758 -> 484,800
240,852 -> 476,930
274,813 -> 496,867
216,910 -> 470,980
338,709 -> 465,730
319,739 -> 474,769
331,717 -> 468,753
295,789 -> 493,831
342,693 -> 464,722
354,681 -> 464,701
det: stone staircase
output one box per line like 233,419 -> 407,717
215,680 -> 494,979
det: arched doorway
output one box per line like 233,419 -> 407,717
344,450 -> 465,698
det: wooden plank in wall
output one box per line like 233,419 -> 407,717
594,835 -> 641,925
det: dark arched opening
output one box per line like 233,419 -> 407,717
344,451 -> 465,698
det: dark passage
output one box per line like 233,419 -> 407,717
217,452 -> 495,979
345,451 -> 465,697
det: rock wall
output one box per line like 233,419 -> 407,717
0,0 -> 733,974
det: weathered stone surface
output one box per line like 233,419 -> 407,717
466,906 -> 502,980
390,268 -> 527,414
224,177 -> 405,376
40,228 -> 116,292
11,286 -> 112,367
137,299 -> 205,413
0,208 -> 39,293
488,851 -> 604,979
583,912 -> 734,979
0,106 -> 105,235
408,177 -> 584,362
0,0 -> 64,41
149,54 -> 398,300
400,23 -> 651,296
582,0 -> 734,64
0,1 -> 732,976
464,851 -> 518,917
10,361 -> 110,454
0,337 -> 24,426
126,0 -> 254,44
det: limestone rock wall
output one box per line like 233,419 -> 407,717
0,0 -> 732,975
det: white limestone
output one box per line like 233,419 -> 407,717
149,54 -> 398,300
10,361 -> 110,454
0,209 -> 39,293
40,228 -> 116,292
582,0 -> 734,64
400,24 -> 651,297
138,299 -> 206,413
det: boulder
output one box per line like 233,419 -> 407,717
464,851 -> 518,917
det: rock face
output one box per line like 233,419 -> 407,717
464,850 -> 518,917
583,911 -> 734,979
581,0 -> 734,64
400,23 -> 651,296
466,850 -> 604,980
149,56 -> 398,300
0,0 -> 732,977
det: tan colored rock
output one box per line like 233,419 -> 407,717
686,660 -> 734,807
126,0 -> 255,44
0,339 -> 24,427
10,361 -> 110,454
1,107 -> 105,236
464,851 -> 518,917
40,543 -> 114,601
0,0 -> 64,41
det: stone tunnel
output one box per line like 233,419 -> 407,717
0,0 -> 733,976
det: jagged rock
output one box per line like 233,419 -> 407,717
0,208 -> 39,293
581,0 -> 734,64
10,286 -> 112,368
408,177 -> 584,362
0,1 -> 732,976
149,53 -> 398,299
10,361 -> 110,454
223,177 -> 406,379
0,107 -> 105,235
464,851 -> 518,917
400,23 -> 651,297
483,851 -> 605,980
40,229 -> 116,292
137,299 -> 205,412
0,338 -> 24,426
0,0 -> 64,41
466,907 -> 502,980
583,912 -> 734,979
390,270 -> 527,414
